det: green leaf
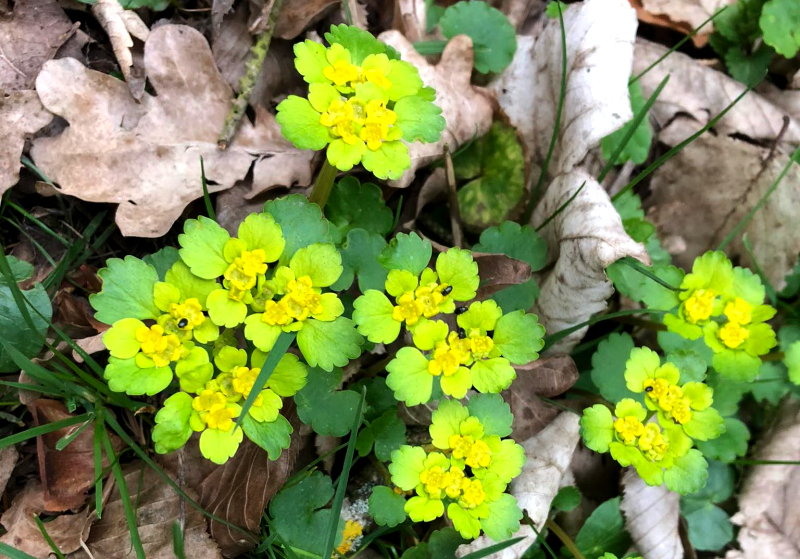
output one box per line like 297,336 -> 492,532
724,44 -> 774,86
426,0 -> 445,32
325,24 -> 388,64
574,497 -> 631,559
0,256 -> 33,285
242,414 -> 292,460
296,367 -> 361,436
552,486 -> 581,512
394,95 -> 445,143
695,417 -> 750,463
760,0 -> 800,58
493,311 -> 545,365
657,331 -> 715,368
119,0 -> 169,10
143,247 -> 180,281
750,361 -> 796,403
473,221 -> 547,272
601,82 -> 653,166
333,228 -> 389,292
666,350 -> 707,383
152,392 -> 193,454
89,256 -> 159,324
269,471 -> 335,556
296,317 -> 363,372
326,177 -> 393,243
0,281 -> 52,373
439,1 -> 517,74
368,485 -> 407,527
664,449 -> 709,495
177,217 -> 230,280
275,96 -> 330,151
361,410 -> 406,461
467,393 -> 513,438
681,502 -> 733,551
590,333 -> 640,404
263,194 -> 333,265
378,232 -> 432,275
545,1 -> 567,17
689,459 -> 734,504
454,122 -> 525,229
488,280 -> 539,313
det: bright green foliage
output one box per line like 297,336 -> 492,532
439,1 -> 517,74
552,486 -> 581,512
0,256 -> 52,372
326,177 -> 393,243
295,367 -> 361,436
369,485 -> 407,527
378,232 -> 432,276
262,194 -> 333,264
270,471 -> 339,556
680,461 -> 735,551
760,0 -> 800,57
357,409 -> 407,461
90,256 -> 160,324
545,1 -> 567,17
601,82 -> 653,165
573,498 -> 631,559
143,247 -> 180,280
276,26 -> 444,179
695,417 -> 749,463
710,0 -> 772,85
242,414 -> 293,460
333,228 -> 389,292
590,333 -> 640,405
453,122 -> 526,230
785,341 -> 800,384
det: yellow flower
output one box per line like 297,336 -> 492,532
638,423 -> 668,462
323,59 -> 360,87
442,467 -> 466,499
659,385 -> 684,412
449,434 -> 475,461
136,324 -> 183,367
419,465 -> 447,499
320,98 -> 361,144
414,284 -> 445,318
231,366 -> 258,397
724,297 -> 753,324
719,321 -> 750,349
261,299 -> 293,326
428,332 -> 471,377
169,297 -> 205,330
193,389 -> 226,413
359,99 -> 398,151
683,288 -> 717,324
642,377 -> 669,401
282,276 -> 323,321
468,331 -> 495,359
392,292 -> 424,325
613,415 -> 644,445
464,439 -> 492,469
458,478 -> 486,510
205,405 -> 237,431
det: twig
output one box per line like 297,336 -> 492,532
443,145 -> 464,248
218,0 -> 283,149
545,518 -> 586,559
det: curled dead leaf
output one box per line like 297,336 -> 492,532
473,252 -> 533,298
621,468 -> 683,559
1,91 -> 52,194
275,0 -> 340,38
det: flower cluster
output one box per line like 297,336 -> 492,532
662,251 -> 776,381
581,347 -> 725,494
387,396 -> 524,541
276,25 -> 445,180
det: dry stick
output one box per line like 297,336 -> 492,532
444,145 -> 464,248
545,518 -> 586,559
217,0 -> 284,149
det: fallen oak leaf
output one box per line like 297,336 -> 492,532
473,252 -> 533,299
630,0 -> 733,47
0,446 -> 18,497
621,468 -> 683,559
1,91 -> 52,195
274,0 -> 339,38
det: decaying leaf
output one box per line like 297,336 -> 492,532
0,481 -> 91,557
0,0 -> 74,91
490,0 -> 638,175
457,412 -> 580,559
0,446 -> 18,496
621,469 -> 683,559
90,0 -> 149,100
29,399 -> 120,511
74,464 -> 222,559
377,31 -> 493,189
633,0 -> 734,46
503,354 -> 579,441
1,91 -> 52,194
32,25 -> 314,238
274,0 -> 339,39
726,400 -> 800,559
393,0 -> 430,43
645,121 -> 800,291
532,172 -> 650,353
474,253 -> 533,298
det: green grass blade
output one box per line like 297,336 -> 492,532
94,420 -> 104,519
412,40 -> 449,55
535,181 -> 586,232
173,521 -> 188,559
543,309 -> 668,349
5,200 -> 69,246
717,147 -> 800,251
199,156 -> 216,221
0,413 -> 93,449
0,543 -> 38,559
236,331 -> 295,427
55,415 -> 94,450
321,386 -> 367,559
20,155 -> 55,186
459,537 -> 527,559
34,515 -> 67,559
617,256 -> 681,291
597,75 -> 669,183
612,87 -> 752,203
526,519 -> 558,559
0,380 -> 65,397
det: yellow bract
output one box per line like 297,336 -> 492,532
724,297 -> 752,325
323,59 -> 360,86
638,423 -> 668,461
135,324 -> 183,367
719,321 -> 750,348
458,478 -> 486,509
419,465 -> 447,499
644,379 -> 693,425
613,415 -> 644,445
260,275 -> 324,327
224,249 -> 268,301
683,288 -> 716,324
428,332 -> 471,377
169,297 -> 205,330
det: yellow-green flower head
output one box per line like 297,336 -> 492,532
354,246 -> 479,346
276,25 -> 445,180
178,214 -> 286,329
388,445 -> 522,541
429,397 -> 525,486
624,347 -> 724,442
580,399 -> 708,494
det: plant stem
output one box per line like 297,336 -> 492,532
309,159 -> 339,209
545,519 -> 585,559
218,0 -> 283,149
444,145 -> 464,248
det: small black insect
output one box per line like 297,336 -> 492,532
455,306 -> 468,315
644,386 -> 653,393
486,330 -> 494,338
178,318 -> 189,329
458,327 -> 466,339
442,285 -> 453,296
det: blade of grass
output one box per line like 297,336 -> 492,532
20,155 -> 56,187
597,75 -> 670,183
199,156 -> 216,221
93,420 -> 104,519
5,200 -> 69,246
236,331 -> 295,427
523,0 -> 567,223
3,217 -> 60,271
173,521 -> 188,559
524,515 -> 558,559
340,0 -> 353,25
0,543 -> 38,559
0,413 -> 92,449
0,380 -> 65,397
535,181 -> 586,232
34,516 -> 67,559
543,309 -> 668,349
612,87 -> 752,203
459,537 -> 527,559
321,386 -> 367,559
616,256 -> 682,291
717,147 -> 800,251
55,415 -> 94,450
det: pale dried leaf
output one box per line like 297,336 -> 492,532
393,0 -> 429,43
377,31 -> 493,188
0,481 -> 91,557
640,0 -> 734,31
500,0 -> 548,31
457,412 -> 580,559
634,39 -> 800,146
0,446 -> 18,496
32,25 -> 314,238
344,0 -> 369,29
0,91 -> 52,194
726,400 -> 800,559
0,0 -> 74,91
73,332 -> 107,363
531,171 -> 649,353
490,0 -> 637,175
621,469 -> 683,559
90,0 -> 149,100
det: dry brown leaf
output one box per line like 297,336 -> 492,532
645,121 -> 800,290
31,24 -> 314,238
0,446 -> 18,496
490,0 -> 637,175
473,253 -> 532,298
634,39 -> 800,146
274,0 -> 339,38
377,31 -> 493,189
457,412 -> 581,559
1,91 -> 52,194
0,481 -> 91,557
640,0 -> 732,32
621,469 -> 683,559
503,355 -> 579,441
532,171 -> 649,353
725,400 -> 800,559
90,0 -> 149,100
0,0 -> 75,91
393,0 -> 430,43
73,464 -> 222,559
29,399 -> 121,511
